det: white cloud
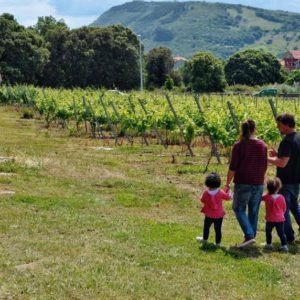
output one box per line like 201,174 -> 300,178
0,0 -> 97,28
61,15 -> 99,28
0,0 -> 56,26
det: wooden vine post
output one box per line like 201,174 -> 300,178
226,101 -> 239,132
127,96 -> 149,146
110,101 -> 133,145
99,95 -> 118,145
268,98 -> 277,118
193,94 -> 221,168
82,96 -> 88,134
138,99 -> 167,149
165,94 -> 194,156
72,97 -> 80,133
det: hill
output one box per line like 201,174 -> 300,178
91,1 -> 300,58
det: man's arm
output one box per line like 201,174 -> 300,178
268,156 -> 289,168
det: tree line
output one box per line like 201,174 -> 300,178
0,13 -> 296,92
0,14 -> 140,89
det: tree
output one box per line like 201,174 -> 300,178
33,16 -> 69,87
41,26 -> 70,87
88,25 -> 140,90
285,69 -> 300,85
164,76 -> 174,90
169,70 -> 182,87
182,52 -> 226,92
224,49 -> 285,86
41,24 -> 140,89
63,27 -> 94,87
146,47 -> 174,89
0,14 -> 140,89
0,13 -> 49,84
33,16 -> 68,38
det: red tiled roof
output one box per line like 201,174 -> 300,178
173,56 -> 187,63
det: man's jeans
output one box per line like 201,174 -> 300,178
280,184 -> 300,243
233,184 -> 264,239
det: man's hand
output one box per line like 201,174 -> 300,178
268,147 -> 277,157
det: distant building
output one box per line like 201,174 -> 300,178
282,50 -> 300,71
173,56 -> 187,69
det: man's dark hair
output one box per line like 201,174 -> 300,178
276,113 -> 296,128
205,172 -> 221,189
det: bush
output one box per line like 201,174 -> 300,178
21,108 -> 34,119
285,70 -> 300,85
164,76 -> 174,90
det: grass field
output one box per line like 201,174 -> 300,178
0,105 -> 300,299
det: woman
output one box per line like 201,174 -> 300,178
225,119 -> 267,248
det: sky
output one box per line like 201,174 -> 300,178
1,0 -> 300,29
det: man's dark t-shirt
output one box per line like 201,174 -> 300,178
277,132 -> 300,184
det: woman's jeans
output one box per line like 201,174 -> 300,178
280,184 -> 300,243
233,184 -> 264,239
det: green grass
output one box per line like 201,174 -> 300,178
0,106 -> 300,299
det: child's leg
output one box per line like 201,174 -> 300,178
203,217 -> 213,241
275,222 -> 287,246
213,218 -> 223,244
265,222 -> 274,245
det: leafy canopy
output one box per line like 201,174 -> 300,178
146,46 -> 174,89
224,49 -> 285,86
182,52 -> 226,92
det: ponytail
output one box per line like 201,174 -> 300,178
239,119 -> 255,141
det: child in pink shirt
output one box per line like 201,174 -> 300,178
196,172 -> 231,246
262,177 -> 288,252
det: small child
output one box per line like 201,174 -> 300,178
262,177 -> 288,252
196,172 -> 231,246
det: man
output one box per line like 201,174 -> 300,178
268,113 -> 300,243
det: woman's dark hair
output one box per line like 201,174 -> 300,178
276,113 -> 295,128
240,119 -> 256,141
205,172 -> 221,189
267,177 -> 282,194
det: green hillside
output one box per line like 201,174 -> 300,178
91,1 -> 300,58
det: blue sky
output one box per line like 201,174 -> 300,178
1,0 -> 300,28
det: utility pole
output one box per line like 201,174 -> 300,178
137,34 -> 143,91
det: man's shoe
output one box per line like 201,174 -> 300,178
237,238 -> 255,248
196,236 -> 207,244
279,245 -> 289,253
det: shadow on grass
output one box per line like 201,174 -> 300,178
200,242 -> 300,257
286,242 -> 300,255
199,243 -> 263,258
199,243 -> 224,253
224,246 -> 263,259
260,242 -> 300,255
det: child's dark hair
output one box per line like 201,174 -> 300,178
267,177 -> 282,194
205,172 -> 221,189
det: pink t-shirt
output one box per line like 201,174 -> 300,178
262,193 -> 286,222
200,189 -> 231,219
